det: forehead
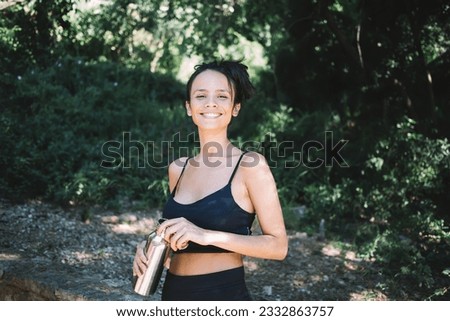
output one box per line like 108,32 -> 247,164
191,69 -> 231,91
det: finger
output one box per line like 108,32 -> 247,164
168,229 -> 186,251
171,230 -> 191,251
133,259 -> 144,277
157,218 -> 177,235
134,245 -> 148,274
157,223 -> 167,236
158,222 -> 175,241
133,260 -> 138,276
179,242 -> 189,250
164,224 -> 181,242
177,236 -> 189,250
134,260 -> 144,277
170,233 -> 180,251
158,217 -> 187,234
136,255 -> 148,275
138,248 -> 147,262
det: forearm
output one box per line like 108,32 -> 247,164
204,229 -> 288,260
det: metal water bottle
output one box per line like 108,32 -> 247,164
133,229 -> 170,296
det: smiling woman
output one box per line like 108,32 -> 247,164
133,60 -> 288,301
186,69 -> 236,130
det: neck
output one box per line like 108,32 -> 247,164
197,128 -> 234,158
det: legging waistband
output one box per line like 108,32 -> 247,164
162,266 -> 251,301
166,266 -> 244,286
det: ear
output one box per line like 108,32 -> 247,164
185,101 -> 192,116
232,103 -> 241,117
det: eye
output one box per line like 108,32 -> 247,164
218,95 -> 228,99
195,95 -> 206,99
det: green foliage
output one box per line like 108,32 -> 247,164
0,0 -> 75,72
67,0 -> 160,66
0,56 -> 186,207
303,117 -> 450,298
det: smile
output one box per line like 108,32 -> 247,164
200,112 -> 222,119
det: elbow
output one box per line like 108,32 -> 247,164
278,246 -> 289,261
274,239 -> 288,261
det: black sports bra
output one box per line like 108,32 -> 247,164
162,152 -> 256,253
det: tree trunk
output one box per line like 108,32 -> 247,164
406,2 -> 437,125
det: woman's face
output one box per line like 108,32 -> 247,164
186,69 -> 240,131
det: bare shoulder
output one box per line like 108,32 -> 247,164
240,151 -> 272,178
241,151 -> 269,168
168,157 -> 189,174
168,157 -> 189,184
240,151 -> 279,202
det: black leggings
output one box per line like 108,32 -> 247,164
161,266 -> 252,301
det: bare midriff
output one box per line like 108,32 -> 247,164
168,252 -> 243,276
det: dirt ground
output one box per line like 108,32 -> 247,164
1,198 -> 395,301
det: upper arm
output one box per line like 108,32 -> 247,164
242,152 -> 286,237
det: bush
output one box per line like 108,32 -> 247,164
0,56 -> 187,207
303,117 -> 450,299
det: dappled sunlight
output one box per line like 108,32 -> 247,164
1,197 -> 394,300
101,212 -> 159,235
310,274 -> 324,283
287,231 -> 315,254
0,253 -> 22,261
60,248 -> 114,266
344,260 -> 359,271
349,289 -> 388,301
321,244 -> 341,257
344,251 -> 360,270
321,245 -> 363,271
242,232 -> 390,300
60,250 -> 97,265
243,260 -> 259,272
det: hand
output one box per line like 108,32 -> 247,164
158,217 -> 208,252
132,240 -> 147,277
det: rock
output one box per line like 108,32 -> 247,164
292,205 -> 307,219
263,285 -> 273,296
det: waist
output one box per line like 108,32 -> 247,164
169,252 -> 243,276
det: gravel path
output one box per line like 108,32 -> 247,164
0,199 -> 388,301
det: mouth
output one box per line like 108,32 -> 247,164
200,112 -> 222,119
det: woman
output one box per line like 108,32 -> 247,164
133,60 -> 288,300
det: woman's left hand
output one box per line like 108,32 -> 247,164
157,217 -> 207,252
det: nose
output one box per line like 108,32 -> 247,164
205,96 -> 217,108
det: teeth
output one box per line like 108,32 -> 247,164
202,113 -> 221,118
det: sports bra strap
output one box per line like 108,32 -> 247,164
228,151 -> 248,184
172,157 -> 191,196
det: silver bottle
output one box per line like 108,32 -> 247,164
133,229 -> 170,296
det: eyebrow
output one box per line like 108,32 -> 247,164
193,89 -> 231,93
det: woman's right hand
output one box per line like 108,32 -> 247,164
132,240 -> 147,277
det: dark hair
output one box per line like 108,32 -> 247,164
185,60 -> 255,105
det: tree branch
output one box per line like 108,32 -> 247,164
0,0 -> 24,11
323,7 -> 364,73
